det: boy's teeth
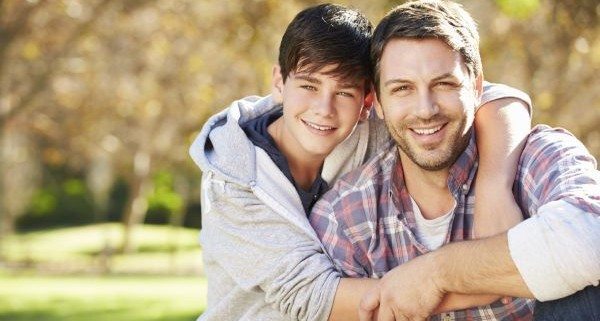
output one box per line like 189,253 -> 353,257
305,121 -> 333,131
413,125 -> 442,135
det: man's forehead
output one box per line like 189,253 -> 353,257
380,38 -> 469,82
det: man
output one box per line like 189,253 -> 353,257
309,1 -> 600,320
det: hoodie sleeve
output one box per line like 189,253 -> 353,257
200,170 -> 341,321
480,81 -> 532,115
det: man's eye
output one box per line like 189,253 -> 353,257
435,82 -> 457,89
391,85 -> 410,93
300,85 -> 317,91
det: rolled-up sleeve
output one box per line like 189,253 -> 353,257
508,126 -> 600,301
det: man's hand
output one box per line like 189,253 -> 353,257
358,254 -> 445,321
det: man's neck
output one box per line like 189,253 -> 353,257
399,150 -> 455,220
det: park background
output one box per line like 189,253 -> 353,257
0,0 -> 598,320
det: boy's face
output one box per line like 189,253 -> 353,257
375,38 -> 482,171
272,64 -> 372,159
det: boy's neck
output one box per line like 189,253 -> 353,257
268,117 -> 324,190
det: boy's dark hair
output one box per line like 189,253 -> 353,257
371,0 -> 482,93
278,3 -> 373,84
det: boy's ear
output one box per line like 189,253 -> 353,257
359,88 -> 375,121
271,65 -> 284,104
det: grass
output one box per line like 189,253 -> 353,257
0,224 -> 207,320
1,223 -> 203,275
0,272 -> 206,321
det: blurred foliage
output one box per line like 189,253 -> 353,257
146,171 -> 184,225
0,0 -> 598,239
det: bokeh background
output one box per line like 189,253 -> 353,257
0,0 -> 598,320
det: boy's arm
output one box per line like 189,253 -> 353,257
202,172 -> 340,321
474,91 -> 531,238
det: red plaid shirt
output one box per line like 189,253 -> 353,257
310,125 -> 600,320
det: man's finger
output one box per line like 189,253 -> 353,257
377,306 -> 398,321
359,288 -> 380,321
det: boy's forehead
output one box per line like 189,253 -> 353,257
293,63 -> 365,87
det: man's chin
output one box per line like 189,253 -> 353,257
403,148 -> 454,171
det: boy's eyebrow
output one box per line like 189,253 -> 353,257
338,81 -> 362,89
294,74 -> 321,84
295,74 -> 362,89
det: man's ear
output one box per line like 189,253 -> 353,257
373,90 -> 385,120
272,65 -> 284,104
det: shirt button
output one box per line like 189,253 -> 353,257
461,184 -> 468,193
442,314 -> 452,321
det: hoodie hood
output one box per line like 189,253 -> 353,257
189,95 -> 279,187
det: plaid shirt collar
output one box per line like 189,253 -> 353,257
390,130 -> 478,223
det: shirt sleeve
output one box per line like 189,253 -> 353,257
479,81 -> 532,115
310,187 -> 371,278
507,126 -> 600,301
201,171 -> 340,321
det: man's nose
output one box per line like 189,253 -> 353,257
414,91 -> 439,119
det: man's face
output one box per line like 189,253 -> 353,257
375,38 -> 481,171
272,64 -> 371,158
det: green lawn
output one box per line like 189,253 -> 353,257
2,223 -> 203,275
0,273 -> 206,321
0,224 -> 207,320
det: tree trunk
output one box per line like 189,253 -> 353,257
120,150 -> 152,254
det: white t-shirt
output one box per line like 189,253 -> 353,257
410,196 -> 456,251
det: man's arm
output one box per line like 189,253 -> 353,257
358,234 -> 532,321
433,233 -> 533,297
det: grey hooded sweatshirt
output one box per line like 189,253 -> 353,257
189,84 -> 531,321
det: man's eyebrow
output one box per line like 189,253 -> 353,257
384,78 -> 411,87
431,73 -> 457,82
383,73 -> 459,87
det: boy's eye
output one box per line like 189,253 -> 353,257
337,91 -> 355,98
300,85 -> 317,91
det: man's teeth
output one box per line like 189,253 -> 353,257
305,121 -> 334,131
413,125 -> 442,135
